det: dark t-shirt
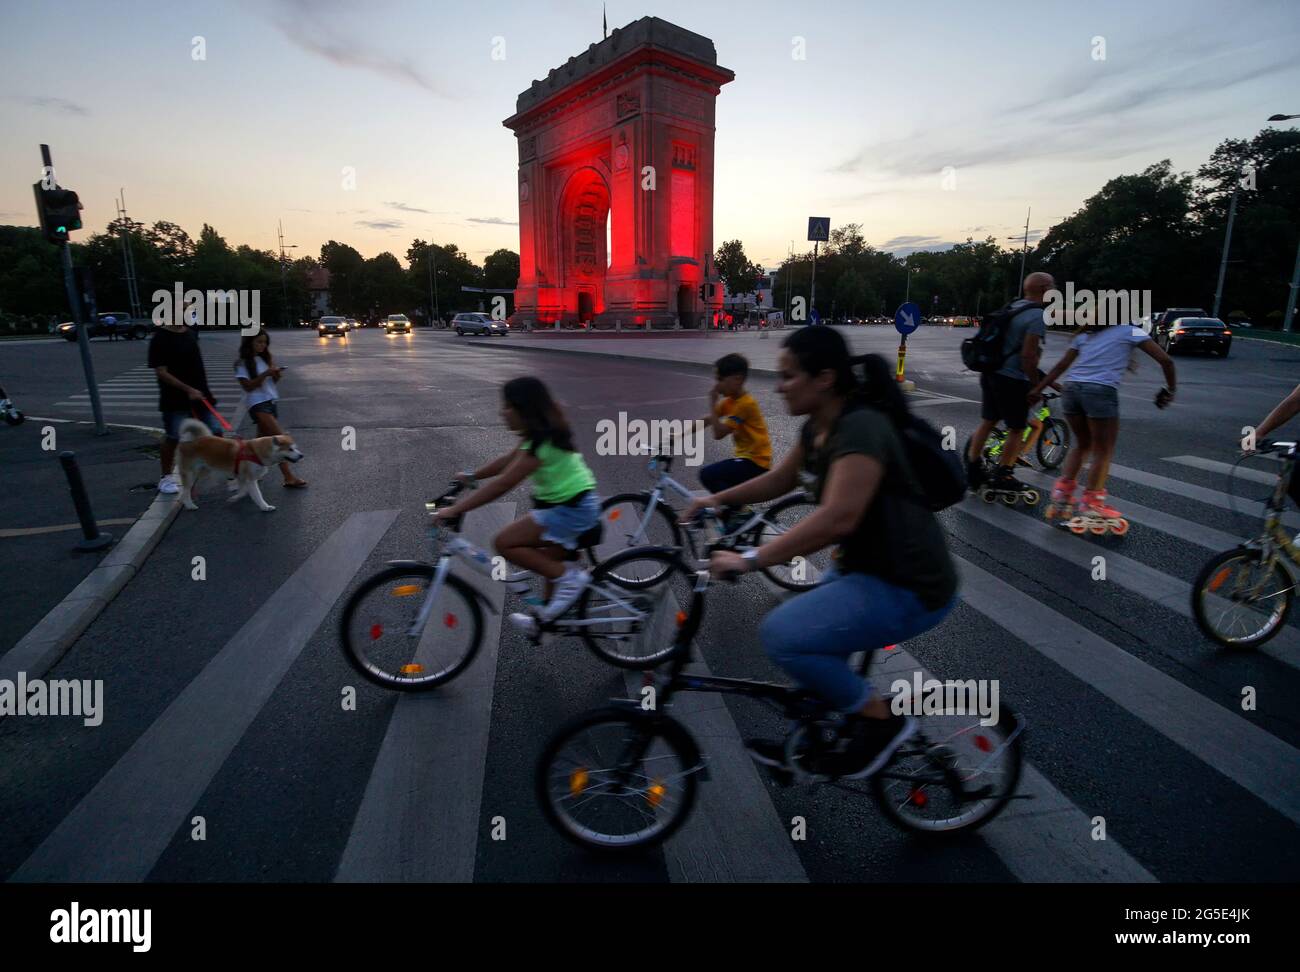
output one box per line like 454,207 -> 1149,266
800,404 -> 958,610
148,327 -> 212,412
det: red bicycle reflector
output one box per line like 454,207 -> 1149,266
975,735 -> 993,753
909,788 -> 928,807
608,509 -> 621,521
369,623 -> 383,641
675,610 -> 687,627
444,613 -> 458,628
883,644 -> 897,651
1208,568 -> 1231,593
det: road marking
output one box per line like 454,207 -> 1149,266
866,646 -> 1155,882
10,509 -> 400,882
1162,455 -> 1279,486
0,518 -> 136,539
1016,469 -> 1243,551
620,588 -> 808,883
956,497 -> 1300,671
335,503 -> 513,883
1107,462 -> 1299,529
954,555 -> 1300,826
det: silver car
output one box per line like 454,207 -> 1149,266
453,312 -> 507,336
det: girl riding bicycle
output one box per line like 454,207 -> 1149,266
683,327 -> 959,779
432,376 -> 600,632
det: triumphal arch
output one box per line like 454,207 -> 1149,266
503,17 -> 734,329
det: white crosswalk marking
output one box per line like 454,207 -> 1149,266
335,504 -> 514,883
1162,455 -> 1279,486
11,510 -> 399,883
954,556 -> 1300,826
1106,462 -> 1299,529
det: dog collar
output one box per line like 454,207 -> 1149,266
233,439 -> 264,476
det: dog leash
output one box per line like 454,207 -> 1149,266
198,397 -> 234,433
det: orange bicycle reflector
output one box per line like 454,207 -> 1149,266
646,781 -> 666,807
675,610 -> 687,627
608,509 -> 621,521
569,768 -> 589,796
1208,567 -> 1232,593
391,584 -> 422,597
400,663 -> 425,675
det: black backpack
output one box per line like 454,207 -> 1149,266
897,412 -> 967,511
961,300 -> 1044,373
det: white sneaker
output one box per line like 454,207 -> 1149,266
158,474 -> 180,495
508,612 -> 539,637
539,566 -> 590,622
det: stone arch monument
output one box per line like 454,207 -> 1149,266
503,17 -> 734,329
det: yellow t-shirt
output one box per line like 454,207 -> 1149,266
716,392 -> 772,468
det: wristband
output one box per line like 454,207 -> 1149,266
741,549 -> 760,571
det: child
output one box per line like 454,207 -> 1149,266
700,354 -> 772,526
433,376 -> 599,632
234,331 -> 307,488
1029,322 -> 1176,530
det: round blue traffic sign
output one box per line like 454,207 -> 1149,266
894,302 -> 922,335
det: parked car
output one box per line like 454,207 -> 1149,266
951,316 -> 976,328
1158,316 -> 1232,357
57,312 -> 151,342
452,312 -> 507,336
384,314 -> 412,334
317,316 -> 349,338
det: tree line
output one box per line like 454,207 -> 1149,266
0,219 -> 521,332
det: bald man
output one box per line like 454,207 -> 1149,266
966,272 -> 1055,487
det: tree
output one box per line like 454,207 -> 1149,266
714,239 -> 760,299
483,248 -> 520,291
320,240 -> 365,317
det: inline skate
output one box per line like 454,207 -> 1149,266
1067,489 -> 1129,536
978,468 -> 1040,506
1044,477 -> 1077,524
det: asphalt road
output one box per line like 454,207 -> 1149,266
1,325 -> 1297,882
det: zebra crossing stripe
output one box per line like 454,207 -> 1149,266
956,498 -> 1300,672
953,556 -> 1300,826
10,509 -> 400,883
1161,455 -> 1279,486
335,503 -> 514,883
1107,462 -> 1299,529
867,646 -> 1155,883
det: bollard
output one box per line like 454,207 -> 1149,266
59,451 -> 114,551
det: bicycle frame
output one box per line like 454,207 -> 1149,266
1243,443 -> 1300,579
987,399 -> 1054,457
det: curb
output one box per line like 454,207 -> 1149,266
0,488 -> 180,684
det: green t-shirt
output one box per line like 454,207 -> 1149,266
522,438 -> 596,504
800,405 -> 958,610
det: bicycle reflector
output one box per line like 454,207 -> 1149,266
390,585 -> 422,597
646,781 -> 666,807
569,768 -> 589,796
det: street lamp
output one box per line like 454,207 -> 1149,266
904,265 -> 920,303
1270,114 -> 1300,331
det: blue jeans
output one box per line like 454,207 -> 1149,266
760,570 -> 956,713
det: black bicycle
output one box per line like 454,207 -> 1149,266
536,552 -> 1026,851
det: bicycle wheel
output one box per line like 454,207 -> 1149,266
575,548 -> 694,668
537,707 -> 700,851
871,703 -> 1024,836
1192,547 -> 1295,649
596,493 -> 682,584
1036,418 -> 1070,471
340,565 -> 482,690
752,495 -> 832,592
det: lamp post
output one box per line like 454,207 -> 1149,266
277,221 -> 297,329
1270,114 -> 1300,331
904,265 -> 919,303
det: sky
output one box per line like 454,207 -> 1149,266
2,0 -> 1298,271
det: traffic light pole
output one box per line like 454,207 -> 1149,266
41,144 -> 105,435
809,241 -> 819,321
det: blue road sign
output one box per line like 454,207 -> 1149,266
894,302 -> 922,335
807,217 -> 830,242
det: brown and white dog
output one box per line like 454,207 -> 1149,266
176,417 -> 303,512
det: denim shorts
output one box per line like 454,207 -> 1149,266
248,400 -> 278,418
162,408 -> 223,442
1061,381 -> 1120,419
531,492 -> 601,549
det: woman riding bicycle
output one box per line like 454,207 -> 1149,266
683,327 -> 959,778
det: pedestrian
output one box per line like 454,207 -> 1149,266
965,271 -> 1054,497
234,330 -> 307,488
1029,317 -> 1177,532
149,315 -> 221,495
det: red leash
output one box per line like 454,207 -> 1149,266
198,397 -> 233,432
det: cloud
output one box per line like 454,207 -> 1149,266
356,219 -> 403,230
467,216 -> 519,226
882,235 -> 943,248
385,201 -> 430,213
261,0 -> 445,95
10,95 -> 89,116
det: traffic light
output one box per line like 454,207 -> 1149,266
33,183 -> 83,244
699,283 -> 707,302
756,291 -> 763,305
